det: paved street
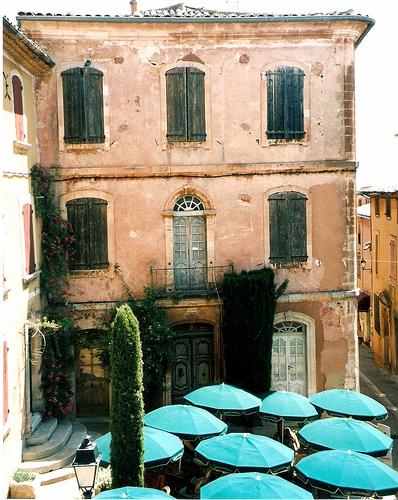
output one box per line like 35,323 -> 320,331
359,343 -> 398,470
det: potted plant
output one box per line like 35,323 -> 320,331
10,470 -> 40,499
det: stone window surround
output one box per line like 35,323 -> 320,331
59,189 -> 115,277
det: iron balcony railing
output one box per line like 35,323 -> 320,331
150,265 -> 234,296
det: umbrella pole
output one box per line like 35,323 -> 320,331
281,419 -> 285,444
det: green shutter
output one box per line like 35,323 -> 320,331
88,198 -> 108,269
186,67 -> 206,142
83,67 -> 105,143
267,67 -> 305,141
288,191 -> 307,262
269,192 -> 289,263
62,68 -> 84,143
67,198 -> 90,269
166,67 -> 187,142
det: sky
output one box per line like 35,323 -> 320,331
3,0 -> 397,189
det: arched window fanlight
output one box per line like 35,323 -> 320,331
173,195 -> 204,212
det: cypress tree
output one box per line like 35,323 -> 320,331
109,304 -> 144,488
222,268 -> 287,394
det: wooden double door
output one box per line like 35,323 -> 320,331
171,324 -> 214,403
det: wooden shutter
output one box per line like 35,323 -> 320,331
22,203 -> 35,275
269,192 -> 289,263
67,198 -> 108,270
62,67 -> 84,143
269,191 -> 307,264
390,239 -> 396,285
289,191 -> 307,262
12,75 -> 24,142
88,198 -> 108,269
266,67 -> 305,140
166,67 -> 187,142
83,67 -> 105,143
67,198 -> 90,269
186,67 -> 206,142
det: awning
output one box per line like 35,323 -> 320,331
358,291 -> 370,312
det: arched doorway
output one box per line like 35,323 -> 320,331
171,323 -> 214,403
271,312 -> 316,396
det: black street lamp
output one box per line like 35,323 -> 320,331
73,434 -> 102,499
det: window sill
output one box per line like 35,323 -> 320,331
62,142 -> 108,151
22,270 -> 41,285
164,141 -> 210,150
13,140 -> 31,152
3,286 -> 11,300
263,138 -> 308,147
69,268 -> 110,278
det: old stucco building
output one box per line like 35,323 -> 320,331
17,4 -> 373,417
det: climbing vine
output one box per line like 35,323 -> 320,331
31,163 -> 78,419
222,267 -> 288,394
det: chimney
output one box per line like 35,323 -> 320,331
130,0 -> 137,14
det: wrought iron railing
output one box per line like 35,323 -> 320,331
150,265 -> 234,295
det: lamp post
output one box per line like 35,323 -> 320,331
73,434 -> 102,499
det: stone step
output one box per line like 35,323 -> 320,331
20,423 -> 87,474
29,412 -> 43,436
23,420 -> 72,461
27,417 -> 58,447
39,467 -> 75,486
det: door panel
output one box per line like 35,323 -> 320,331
173,215 -> 206,290
171,325 -> 213,403
76,346 -> 109,417
271,325 -> 307,395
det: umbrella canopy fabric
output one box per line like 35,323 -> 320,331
200,472 -> 314,499
294,449 -> 398,497
298,417 -> 393,457
183,383 -> 261,416
144,405 -> 227,442
195,432 -> 294,474
93,487 -> 175,499
259,391 -> 319,422
94,428 -> 184,468
309,389 -> 387,421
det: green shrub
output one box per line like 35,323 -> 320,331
13,470 -> 37,482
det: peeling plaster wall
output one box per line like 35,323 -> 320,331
18,15 -> 367,394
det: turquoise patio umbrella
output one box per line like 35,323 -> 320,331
200,472 -> 313,499
184,383 -> 261,416
259,391 -> 319,422
93,487 -> 175,499
309,389 -> 387,421
94,427 -> 184,468
144,404 -> 227,442
294,449 -> 398,497
195,432 -> 294,474
298,417 -> 393,457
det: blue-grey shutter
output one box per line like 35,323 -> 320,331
266,66 -> 305,141
166,67 -> 187,142
62,67 -> 83,144
187,67 -> 206,142
89,198 -> 108,269
83,67 -> 105,144
67,198 -> 90,269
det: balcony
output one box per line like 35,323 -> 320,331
150,265 -> 234,297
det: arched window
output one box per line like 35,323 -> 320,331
166,67 -> 206,142
66,198 -> 108,270
173,195 -> 206,290
12,75 -> 24,142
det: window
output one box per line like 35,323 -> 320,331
375,232 -> 379,275
173,195 -> 206,290
12,75 -> 24,143
61,64 -> 105,144
22,203 -> 35,275
66,198 -> 108,270
266,66 -> 305,141
375,197 -> 379,216
268,191 -> 308,265
374,293 -> 380,334
390,237 -> 396,286
166,67 -> 206,142
386,198 -> 391,218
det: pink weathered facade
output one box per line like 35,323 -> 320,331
18,5 -> 373,416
